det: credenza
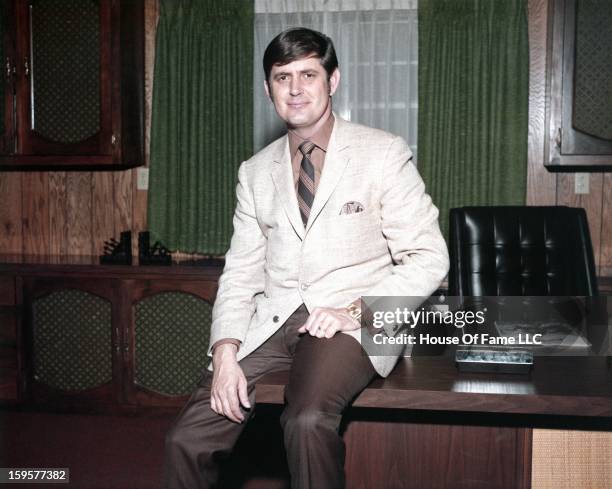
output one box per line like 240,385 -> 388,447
0,255 -> 223,413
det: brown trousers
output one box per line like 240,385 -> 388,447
163,305 -> 377,489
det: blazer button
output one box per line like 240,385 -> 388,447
300,283 -> 309,291
273,315 -> 279,323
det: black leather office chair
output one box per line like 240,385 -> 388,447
447,206 -> 606,356
448,206 -> 599,298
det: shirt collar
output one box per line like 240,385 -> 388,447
288,113 -> 335,159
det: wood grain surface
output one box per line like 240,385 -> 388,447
526,0 -> 556,207
256,357 -> 612,418
557,173 -> 605,271
92,172 -> 116,256
344,420 -> 530,489
48,171 -> 68,257
0,173 -> 23,254
66,173 -> 93,256
21,173 -> 49,255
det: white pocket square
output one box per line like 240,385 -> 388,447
340,201 -> 364,215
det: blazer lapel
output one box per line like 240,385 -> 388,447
305,118 -> 350,234
270,138 -> 306,240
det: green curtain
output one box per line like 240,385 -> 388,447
418,0 -> 529,238
148,0 -> 254,255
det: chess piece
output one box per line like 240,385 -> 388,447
138,231 -> 171,265
100,231 -> 132,265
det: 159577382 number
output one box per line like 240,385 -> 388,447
0,468 -> 70,484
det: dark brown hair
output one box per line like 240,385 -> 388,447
263,27 -> 338,82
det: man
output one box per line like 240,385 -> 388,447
165,27 -> 449,489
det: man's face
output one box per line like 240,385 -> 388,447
265,55 -> 340,136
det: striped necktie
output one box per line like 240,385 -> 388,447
297,140 -> 316,227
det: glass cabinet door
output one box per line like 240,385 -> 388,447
16,0 -> 112,156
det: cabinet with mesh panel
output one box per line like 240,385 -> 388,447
126,279 -> 217,408
12,262 -> 222,412
546,0 -> 612,170
0,0 -> 143,169
23,277 -> 121,408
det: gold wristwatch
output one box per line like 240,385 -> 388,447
346,302 -> 362,322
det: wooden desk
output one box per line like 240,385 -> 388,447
252,356 -> 612,489
258,356 -> 612,417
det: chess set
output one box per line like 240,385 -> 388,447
100,231 -> 171,266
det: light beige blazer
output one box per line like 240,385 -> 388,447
208,116 -> 449,377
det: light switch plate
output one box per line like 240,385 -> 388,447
574,173 -> 589,194
137,167 -> 149,190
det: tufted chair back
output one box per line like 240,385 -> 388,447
448,206 -> 599,298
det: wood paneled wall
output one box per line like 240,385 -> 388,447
0,0 -> 158,260
0,0 -> 610,276
527,0 -> 612,277
0,171 -> 140,257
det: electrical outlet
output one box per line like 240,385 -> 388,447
137,167 -> 149,190
574,173 -> 589,194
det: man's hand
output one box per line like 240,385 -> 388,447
298,307 -> 360,338
210,343 -> 251,423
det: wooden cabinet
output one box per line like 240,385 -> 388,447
1,260 -> 222,413
546,0 -> 612,171
125,278 -> 218,408
22,276 -> 123,409
0,0 -> 143,169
